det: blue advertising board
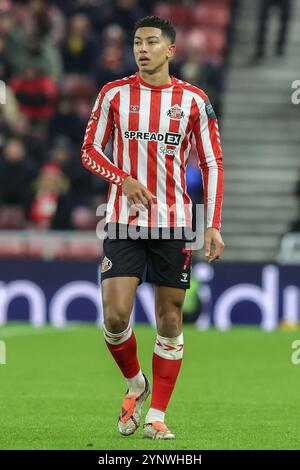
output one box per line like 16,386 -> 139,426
0,261 -> 299,330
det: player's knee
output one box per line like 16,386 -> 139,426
103,305 -> 130,333
104,316 -> 129,334
156,298 -> 182,321
157,309 -> 182,337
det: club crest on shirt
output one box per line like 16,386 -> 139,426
129,104 -> 140,114
101,256 -> 113,273
167,104 -> 185,120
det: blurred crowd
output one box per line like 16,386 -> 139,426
0,0 -> 230,231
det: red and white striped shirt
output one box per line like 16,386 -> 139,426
81,72 -> 223,229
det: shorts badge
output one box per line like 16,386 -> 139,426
102,256 -> 113,273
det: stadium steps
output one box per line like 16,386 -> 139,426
220,0 -> 300,261
224,206 -> 298,223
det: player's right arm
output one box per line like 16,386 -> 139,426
81,90 -> 130,186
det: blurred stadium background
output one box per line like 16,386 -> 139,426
1,0 -> 300,450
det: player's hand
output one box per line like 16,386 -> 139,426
204,227 -> 225,263
121,176 -> 155,210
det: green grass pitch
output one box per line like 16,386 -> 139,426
0,323 -> 300,450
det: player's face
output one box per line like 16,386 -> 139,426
133,27 -> 175,73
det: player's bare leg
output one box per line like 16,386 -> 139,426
144,286 -> 185,440
102,277 -> 150,436
102,276 -> 139,333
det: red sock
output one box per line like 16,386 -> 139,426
150,334 -> 184,412
103,324 -> 140,379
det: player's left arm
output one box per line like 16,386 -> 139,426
192,94 -> 225,263
204,227 -> 224,263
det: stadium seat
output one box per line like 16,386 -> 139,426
0,243 -> 26,258
0,206 -> 25,230
201,28 -> 227,63
153,3 -> 192,27
198,0 -> 233,7
192,4 -> 231,30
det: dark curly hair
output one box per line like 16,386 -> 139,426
133,16 -> 176,44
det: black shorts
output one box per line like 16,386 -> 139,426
100,225 -> 193,290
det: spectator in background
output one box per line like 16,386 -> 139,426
27,162 -> 72,230
0,0 -> 27,73
48,93 -> 84,149
0,86 -> 20,129
179,30 -> 223,118
0,37 -> 20,127
57,0 -> 111,32
23,31 -> 63,83
1,5 -> 63,82
0,137 -> 37,207
18,0 -> 66,46
48,135 -> 93,207
9,61 -> 57,121
0,33 -> 12,82
48,135 -> 74,170
92,24 -> 136,87
61,13 -> 97,74
109,0 -> 146,41
4,113 -> 47,164
253,0 -> 292,62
